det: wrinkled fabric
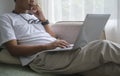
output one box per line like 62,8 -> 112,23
29,40 -> 120,74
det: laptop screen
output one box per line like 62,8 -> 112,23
73,14 -> 110,49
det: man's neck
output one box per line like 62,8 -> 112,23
13,9 -> 28,14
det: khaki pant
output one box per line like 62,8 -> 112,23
29,40 -> 120,74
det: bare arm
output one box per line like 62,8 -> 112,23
30,4 -> 56,37
4,40 -> 48,56
4,39 -> 69,57
43,24 -> 56,37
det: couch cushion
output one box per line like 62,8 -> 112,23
52,21 -> 83,44
0,49 -> 21,64
0,63 -> 58,76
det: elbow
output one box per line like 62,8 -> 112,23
7,49 -> 34,57
6,47 -> 23,56
8,49 -> 20,57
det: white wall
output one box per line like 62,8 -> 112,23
0,0 -> 15,15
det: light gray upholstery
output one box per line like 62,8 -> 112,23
52,21 -> 83,43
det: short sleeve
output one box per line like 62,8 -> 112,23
0,15 -> 16,46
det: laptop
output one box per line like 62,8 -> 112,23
45,14 -> 110,52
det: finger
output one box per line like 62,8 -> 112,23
60,40 -> 70,46
58,42 -> 69,48
57,44 -> 66,48
55,39 -> 70,47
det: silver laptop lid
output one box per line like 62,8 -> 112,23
73,14 -> 110,49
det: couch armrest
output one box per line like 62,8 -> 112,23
52,21 -> 83,44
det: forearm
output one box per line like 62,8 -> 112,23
44,24 -> 56,37
37,14 -> 56,37
5,44 -> 48,56
32,5 -> 56,37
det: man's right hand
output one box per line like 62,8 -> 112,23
46,39 -> 70,50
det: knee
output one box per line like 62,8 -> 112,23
101,40 -> 110,44
89,40 -> 102,44
88,40 -> 109,47
91,40 -> 109,44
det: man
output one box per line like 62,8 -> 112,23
0,0 -> 70,64
0,0 -> 120,75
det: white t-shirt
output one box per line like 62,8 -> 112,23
0,13 -> 56,66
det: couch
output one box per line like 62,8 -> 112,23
0,21 -> 120,76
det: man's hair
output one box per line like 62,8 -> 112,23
14,0 -> 16,2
